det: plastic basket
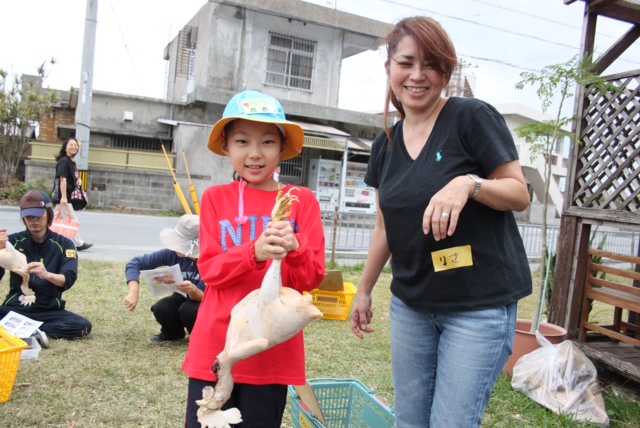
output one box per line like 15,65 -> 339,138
307,283 -> 356,321
288,378 -> 395,428
0,326 -> 28,403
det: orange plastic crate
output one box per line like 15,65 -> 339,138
0,326 -> 27,403
307,282 -> 356,321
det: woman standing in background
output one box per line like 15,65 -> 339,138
54,138 -> 92,251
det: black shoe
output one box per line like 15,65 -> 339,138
77,243 -> 93,251
32,329 -> 50,349
149,333 -> 183,343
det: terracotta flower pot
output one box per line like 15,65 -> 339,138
502,319 -> 567,376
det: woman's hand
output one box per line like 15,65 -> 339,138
0,229 -> 8,246
351,292 -> 375,339
60,177 -> 68,205
422,176 -> 473,241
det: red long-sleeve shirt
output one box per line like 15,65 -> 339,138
182,181 -> 325,386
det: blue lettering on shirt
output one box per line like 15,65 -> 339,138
219,217 -> 300,252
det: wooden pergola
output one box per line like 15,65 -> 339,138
550,0 -> 640,382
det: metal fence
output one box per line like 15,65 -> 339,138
323,210 -> 640,260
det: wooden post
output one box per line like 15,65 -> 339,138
331,206 -> 339,264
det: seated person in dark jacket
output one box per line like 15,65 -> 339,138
0,190 -> 92,345
124,214 -> 204,342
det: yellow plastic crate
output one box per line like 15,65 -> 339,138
307,282 -> 356,321
0,326 -> 27,403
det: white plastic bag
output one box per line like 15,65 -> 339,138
511,331 -> 610,426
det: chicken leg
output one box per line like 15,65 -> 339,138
0,241 -> 35,306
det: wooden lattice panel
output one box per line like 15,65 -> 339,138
573,73 -> 640,213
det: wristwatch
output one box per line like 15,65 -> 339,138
467,174 -> 482,199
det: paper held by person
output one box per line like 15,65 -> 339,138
140,264 -> 187,297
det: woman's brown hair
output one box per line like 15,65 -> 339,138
382,17 -> 458,147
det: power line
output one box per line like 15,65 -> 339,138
457,53 -> 540,73
108,0 -> 150,97
376,0 -> 640,68
471,0 -> 621,41
378,0 -> 577,50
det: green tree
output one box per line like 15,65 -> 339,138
514,55 -> 616,332
0,60 -> 57,183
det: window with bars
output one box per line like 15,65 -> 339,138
111,135 -> 171,152
264,33 -> 315,91
177,26 -> 197,77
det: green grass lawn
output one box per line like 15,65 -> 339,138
0,260 -> 638,427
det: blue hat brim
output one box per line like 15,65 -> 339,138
21,208 -> 46,218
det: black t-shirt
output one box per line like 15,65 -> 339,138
366,97 -> 531,312
56,155 -> 78,200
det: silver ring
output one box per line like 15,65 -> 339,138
441,213 -> 450,219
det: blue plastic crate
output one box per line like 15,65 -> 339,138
288,378 -> 395,428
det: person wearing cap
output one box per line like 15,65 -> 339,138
0,190 -> 92,343
182,90 -> 325,427
124,214 -> 204,342
54,138 -> 93,251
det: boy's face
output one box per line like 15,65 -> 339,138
23,213 -> 49,236
224,119 -> 283,190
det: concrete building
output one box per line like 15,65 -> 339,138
25,0 -> 392,213
23,0 -> 566,221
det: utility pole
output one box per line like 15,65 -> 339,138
75,0 -> 98,171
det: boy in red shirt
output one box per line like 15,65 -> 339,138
183,90 -> 325,427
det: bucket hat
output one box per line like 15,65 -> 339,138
20,190 -> 52,218
160,214 -> 200,258
208,90 -> 304,161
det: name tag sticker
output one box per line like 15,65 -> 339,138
239,98 -> 279,115
431,245 -> 473,272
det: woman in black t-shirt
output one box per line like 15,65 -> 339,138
350,17 -> 532,428
53,138 -> 92,251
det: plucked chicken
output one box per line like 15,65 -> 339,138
0,241 -> 35,305
196,186 -> 323,428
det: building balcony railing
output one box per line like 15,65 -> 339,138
29,141 -> 174,171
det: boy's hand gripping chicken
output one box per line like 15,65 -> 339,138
196,186 -> 323,428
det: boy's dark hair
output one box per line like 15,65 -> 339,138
22,207 -> 54,227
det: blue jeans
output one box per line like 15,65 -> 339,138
390,296 -> 517,428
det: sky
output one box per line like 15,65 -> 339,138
1,0 -> 638,116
